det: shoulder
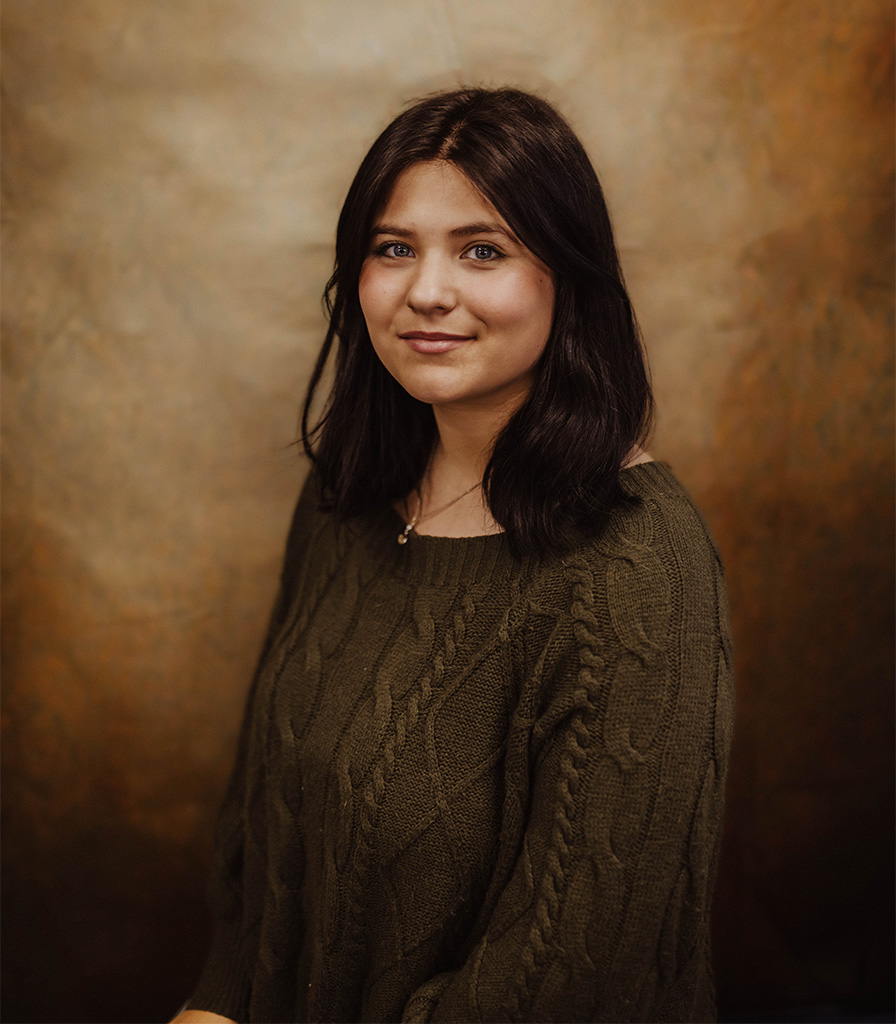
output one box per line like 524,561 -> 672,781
278,467 -> 340,589
608,461 -> 723,568
524,462 -> 729,658
538,462 -> 722,584
515,463 -> 732,777
602,461 -> 728,626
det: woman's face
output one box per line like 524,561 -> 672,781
358,160 -> 555,418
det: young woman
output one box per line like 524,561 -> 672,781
175,87 -> 732,1024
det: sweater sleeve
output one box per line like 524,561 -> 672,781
185,584 -> 291,1019
186,476 -> 317,1019
402,523 -> 733,1023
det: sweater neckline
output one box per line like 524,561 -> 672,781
371,502 -> 515,587
383,460 -> 671,538
362,461 -> 674,587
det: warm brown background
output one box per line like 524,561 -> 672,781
2,2 -> 893,1022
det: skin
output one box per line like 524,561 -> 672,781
358,159 -> 558,535
170,1011 -> 235,1023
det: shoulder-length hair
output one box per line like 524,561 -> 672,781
302,86 -> 653,556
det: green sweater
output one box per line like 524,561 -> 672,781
188,462 -> 733,1023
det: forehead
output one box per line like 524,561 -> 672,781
376,160 -> 507,230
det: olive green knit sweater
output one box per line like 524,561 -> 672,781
188,462 -> 733,1023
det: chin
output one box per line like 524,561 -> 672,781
401,385 -> 468,407
388,369 -> 470,407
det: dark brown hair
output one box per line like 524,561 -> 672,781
302,87 -> 653,555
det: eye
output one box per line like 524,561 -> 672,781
375,241 -> 414,259
464,243 -> 503,262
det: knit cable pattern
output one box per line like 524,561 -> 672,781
188,463 -> 733,1024
318,585 -> 488,1020
507,557 -> 604,1020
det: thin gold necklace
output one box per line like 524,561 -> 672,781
397,481 -> 481,545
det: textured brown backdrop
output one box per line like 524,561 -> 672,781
2,2 -> 893,1022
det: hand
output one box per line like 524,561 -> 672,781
170,1011 -> 237,1023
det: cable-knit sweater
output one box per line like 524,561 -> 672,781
188,461 -> 733,1023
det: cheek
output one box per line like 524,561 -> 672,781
527,274 -> 556,332
358,264 -> 394,327
357,264 -> 377,322
358,268 -> 394,369
482,271 -> 554,342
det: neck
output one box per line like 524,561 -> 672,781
400,402 -> 508,536
429,396 -> 520,484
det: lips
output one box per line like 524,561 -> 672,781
399,331 -> 473,354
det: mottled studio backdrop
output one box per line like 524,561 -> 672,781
2,2 -> 893,1022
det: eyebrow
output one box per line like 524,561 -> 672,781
370,221 -> 516,241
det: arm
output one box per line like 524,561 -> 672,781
404,546 -> 733,1023
184,480 -> 318,1019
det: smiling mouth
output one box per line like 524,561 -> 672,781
399,331 -> 473,341
399,331 -> 473,353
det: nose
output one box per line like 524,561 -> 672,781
405,254 -> 457,315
